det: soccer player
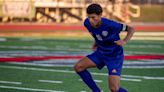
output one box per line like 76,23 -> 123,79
74,3 -> 135,92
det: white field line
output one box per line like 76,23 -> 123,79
130,41 -> 164,44
8,61 -> 164,69
33,59 -> 78,63
0,51 -> 85,54
133,32 -> 164,36
0,38 -> 7,42
121,32 -> 164,40
38,80 -> 63,84
0,65 -> 74,73
123,66 -> 164,68
94,80 -> 103,83
0,46 -> 85,51
0,80 -> 22,85
0,46 -> 48,50
9,62 -> 74,67
0,50 -> 163,57
131,37 -> 164,40
124,61 -> 164,65
121,78 -> 142,82
0,51 -> 88,56
12,63 -> 164,69
0,65 -> 164,81
122,75 -> 164,80
79,79 -> 103,83
125,45 -> 162,48
0,85 -> 65,92
125,51 -> 164,55
0,44 -> 162,49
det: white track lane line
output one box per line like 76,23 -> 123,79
79,79 -> 103,83
0,80 -> 22,85
0,85 -> 65,92
121,78 -> 142,82
38,80 -> 63,84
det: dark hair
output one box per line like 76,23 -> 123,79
86,3 -> 103,15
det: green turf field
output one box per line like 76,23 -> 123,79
0,37 -> 163,54
0,36 -> 164,92
0,62 -> 164,92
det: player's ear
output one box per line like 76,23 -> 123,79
99,13 -> 102,16
98,13 -> 102,18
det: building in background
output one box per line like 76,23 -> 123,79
1,0 -> 163,23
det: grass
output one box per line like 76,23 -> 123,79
0,36 -> 164,92
0,62 -> 164,92
0,37 -> 163,54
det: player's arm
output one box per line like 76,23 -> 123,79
123,25 -> 135,43
114,25 -> 135,46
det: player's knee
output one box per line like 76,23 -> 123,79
109,86 -> 119,92
74,63 -> 86,72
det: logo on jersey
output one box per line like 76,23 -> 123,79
102,31 -> 108,37
112,69 -> 117,73
96,35 -> 103,41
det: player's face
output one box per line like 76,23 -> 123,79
87,14 -> 102,27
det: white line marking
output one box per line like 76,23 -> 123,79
122,75 -> 164,80
0,65 -> 74,73
94,80 -> 103,83
9,62 -> 164,69
0,85 -> 65,92
79,79 -> 103,83
0,65 -> 164,81
9,62 -> 74,67
0,38 -> 7,42
0,45 -> 84,51
121,78 -> 142,82
125,61 -> 164,65
133,32 -> 164,36
132,37 -> 164,40
126,51 -> 164,55
123,66 -> 164,68
0,80 -> 22,85
126,45 -> 162,48
38,80 -> 63,84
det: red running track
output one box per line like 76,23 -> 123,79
0,24 -> 164,31
0,55 -> 164,62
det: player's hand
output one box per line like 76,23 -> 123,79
92,42 -> 97,51
92,44 -> 97,51
114,40 -> 126,46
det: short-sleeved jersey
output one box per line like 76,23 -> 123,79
84,17 -> 126,57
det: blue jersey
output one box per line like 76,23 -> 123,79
84,17 -> 126,57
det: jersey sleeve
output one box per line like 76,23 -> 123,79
83,18 -> 88,28
122,23 -> 128,31
83,18 -> 92,33
111,21 -> 127,34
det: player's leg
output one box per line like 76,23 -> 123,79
74,57 -> 96,72
109,75 -> 120,92
109,75 -> 128,92
74,57 -> 101,92
108,74 -> 128,92
104,55 -> 128,92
